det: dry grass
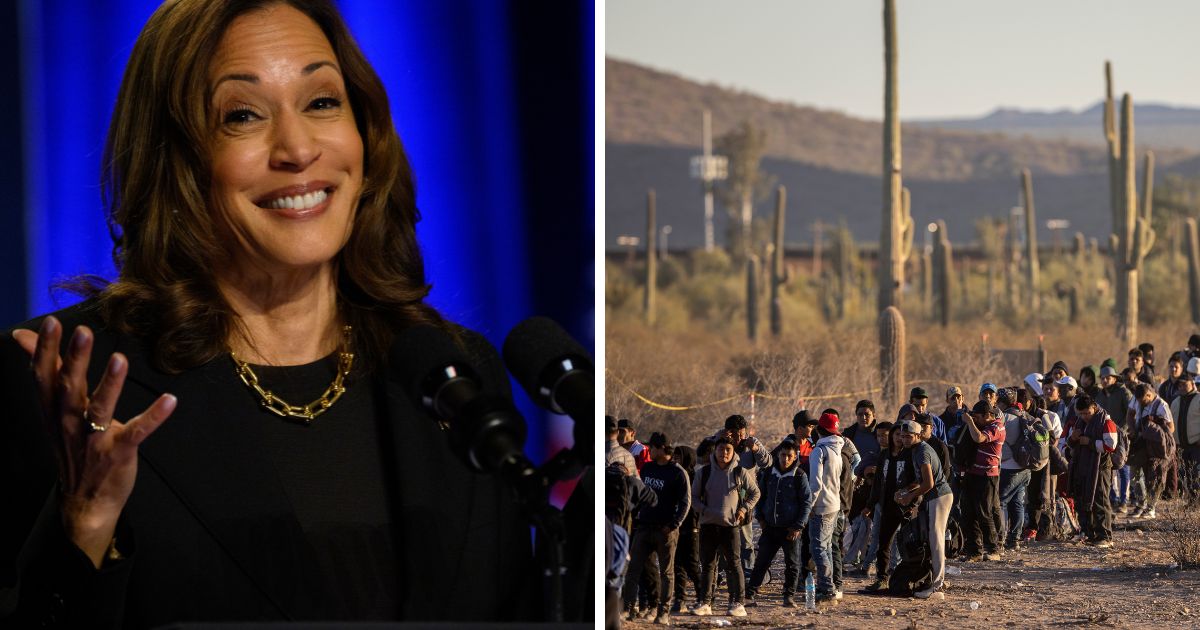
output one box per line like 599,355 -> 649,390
1163,493 -> 1200,570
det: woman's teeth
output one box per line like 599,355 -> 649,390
265,189 -> 328,210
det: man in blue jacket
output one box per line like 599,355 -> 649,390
744,440 -> 813,608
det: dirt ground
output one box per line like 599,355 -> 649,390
620,500 -> 1200,629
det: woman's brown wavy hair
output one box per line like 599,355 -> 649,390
92,0 -> 445,373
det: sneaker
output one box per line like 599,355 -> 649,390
654,611 -> 672,626
639,607 -> 657,621
728,604 -> 747,617
914,587 -> 945,600
1093,539 -> 1113,549
1143,508 -> 1157,519
815,592 -> 837,605
861,578 -> 888,593
834,589 -> 844,600
983,552 -> 1002,561
961,553 -> 983,562
691,603 -> 712,616
743,596 -> 757,608
782,594 -> 797,607
1129,506 -> 1144,518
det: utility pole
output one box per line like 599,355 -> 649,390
690,110 -> 727,252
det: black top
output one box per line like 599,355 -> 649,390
250,356 -> 398,619
0,301 -> 539,629
633,460 -> 690,530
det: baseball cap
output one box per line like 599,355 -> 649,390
971,400 -> 993,416
899,420 -> 921,435
647,432 -> 670,449
946,386 -> 963,399
979,382 -> 998,395
1023,373 -> 1043,397
1056,376 -> 1078,389
818,412 -> 841,435
914,412 -> 934,426
896,403 -> 917,421
909,386 -> 929,400
1100,366 -> 1118,378
617,418 -> 636,430
793,410 -> 819,429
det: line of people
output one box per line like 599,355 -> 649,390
604,338 -> 1200,626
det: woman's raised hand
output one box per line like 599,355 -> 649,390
11,316 -> 176,568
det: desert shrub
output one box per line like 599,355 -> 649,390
689,248 -> 733,276
657,256 -> 687,289
1162,494 -> 1200,570
1139,255 -> 1188,326
605,260 -> 638,311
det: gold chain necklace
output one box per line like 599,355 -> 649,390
231,325 -> 355,423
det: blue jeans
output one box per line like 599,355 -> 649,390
808,512 -> 838,594
1110,465 -> 1131,505
999,468 -> 1031,547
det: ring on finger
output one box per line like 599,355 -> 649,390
83,408 -> 108,434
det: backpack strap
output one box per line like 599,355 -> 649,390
699,463 -> 712,506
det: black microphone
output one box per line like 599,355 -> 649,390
390,325 -> 532,478
502,316 -> 594,459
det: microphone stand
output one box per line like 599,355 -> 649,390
500,446 -> 585,623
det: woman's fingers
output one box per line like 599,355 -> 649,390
119,394 -> 177,447
58,326 -> 95,439
30,316 -> 63,415
86,353 -> 128,431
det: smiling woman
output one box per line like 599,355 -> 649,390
0,1 -> 540,627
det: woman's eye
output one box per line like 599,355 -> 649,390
222,108 -> 260,125
310,97 -> 341,111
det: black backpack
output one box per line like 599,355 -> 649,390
888,515 -> 933,596
1012,413 -> 1051,469
952,420 -> 978,473
605,465 -> 633,530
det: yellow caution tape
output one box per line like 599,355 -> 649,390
607,369 -> 886,412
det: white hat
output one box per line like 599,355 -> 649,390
1024,373 -> 1044,397
1056,375 -> 1079,389
1189,356 -> 1200,376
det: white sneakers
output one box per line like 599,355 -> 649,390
690,603 -> 711,616
834,590 -> 844,600
728,604 -> 747,617
914,587 -> 945,600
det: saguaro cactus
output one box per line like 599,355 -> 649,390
878,0 -> 913,312
832,225 -> 856,321
1187,218 -> 1200,326
933,220 -> 953,327
770,186 -> 787,336
644,189 -> 657,325
746,255 -> 759,341
1021,169 -> 1040,311
1073,232 -> 1086,268
1115,95 -> 1155,347
1104,62 -> 1125,316
878,306 -> 906,412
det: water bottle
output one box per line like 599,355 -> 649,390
804,573 -> 816,610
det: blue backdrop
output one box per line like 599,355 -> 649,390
4,0 -> 594,474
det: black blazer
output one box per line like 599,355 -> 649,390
0,302 -> 537,629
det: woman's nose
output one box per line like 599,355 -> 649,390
269,109 -> 320,171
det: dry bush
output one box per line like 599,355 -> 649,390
1162,494 -> 1200,570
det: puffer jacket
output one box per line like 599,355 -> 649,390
755,460 -> 813,529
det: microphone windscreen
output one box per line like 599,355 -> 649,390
502,316 -> 593,393
389,324 -> 473,401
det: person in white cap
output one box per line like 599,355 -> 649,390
1023,373 -> 1044,399
1054,376 -> 1079,423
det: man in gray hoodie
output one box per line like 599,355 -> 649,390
690,436 -> 760,618
808,413 -> 845,604
723,414 -> 771,580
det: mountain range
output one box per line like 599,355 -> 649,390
606,58 -> 1200,249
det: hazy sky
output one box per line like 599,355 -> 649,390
606,0 -> 1200,120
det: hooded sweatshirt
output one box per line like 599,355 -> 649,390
692,451 -> 760,527
808,434 -> 845,516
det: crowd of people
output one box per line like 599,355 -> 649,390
604,338 -> 1200,626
